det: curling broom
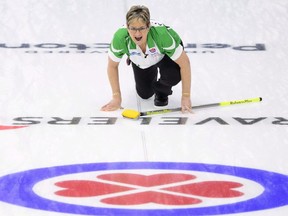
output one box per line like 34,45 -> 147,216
122,97 -> 262,119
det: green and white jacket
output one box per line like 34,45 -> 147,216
108,21 -> 183,69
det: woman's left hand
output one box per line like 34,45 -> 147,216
181,96 -> 192,113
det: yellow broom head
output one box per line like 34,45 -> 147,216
122,109 -> 140,119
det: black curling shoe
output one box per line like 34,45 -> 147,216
154,94 -> 168,107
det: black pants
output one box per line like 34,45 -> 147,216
132,55 -> 181,99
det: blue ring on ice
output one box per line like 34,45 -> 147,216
0,162 -> 288,215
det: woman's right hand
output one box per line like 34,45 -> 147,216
101,98 -> 122,111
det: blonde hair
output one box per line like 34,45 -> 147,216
126,5 -> 150,27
